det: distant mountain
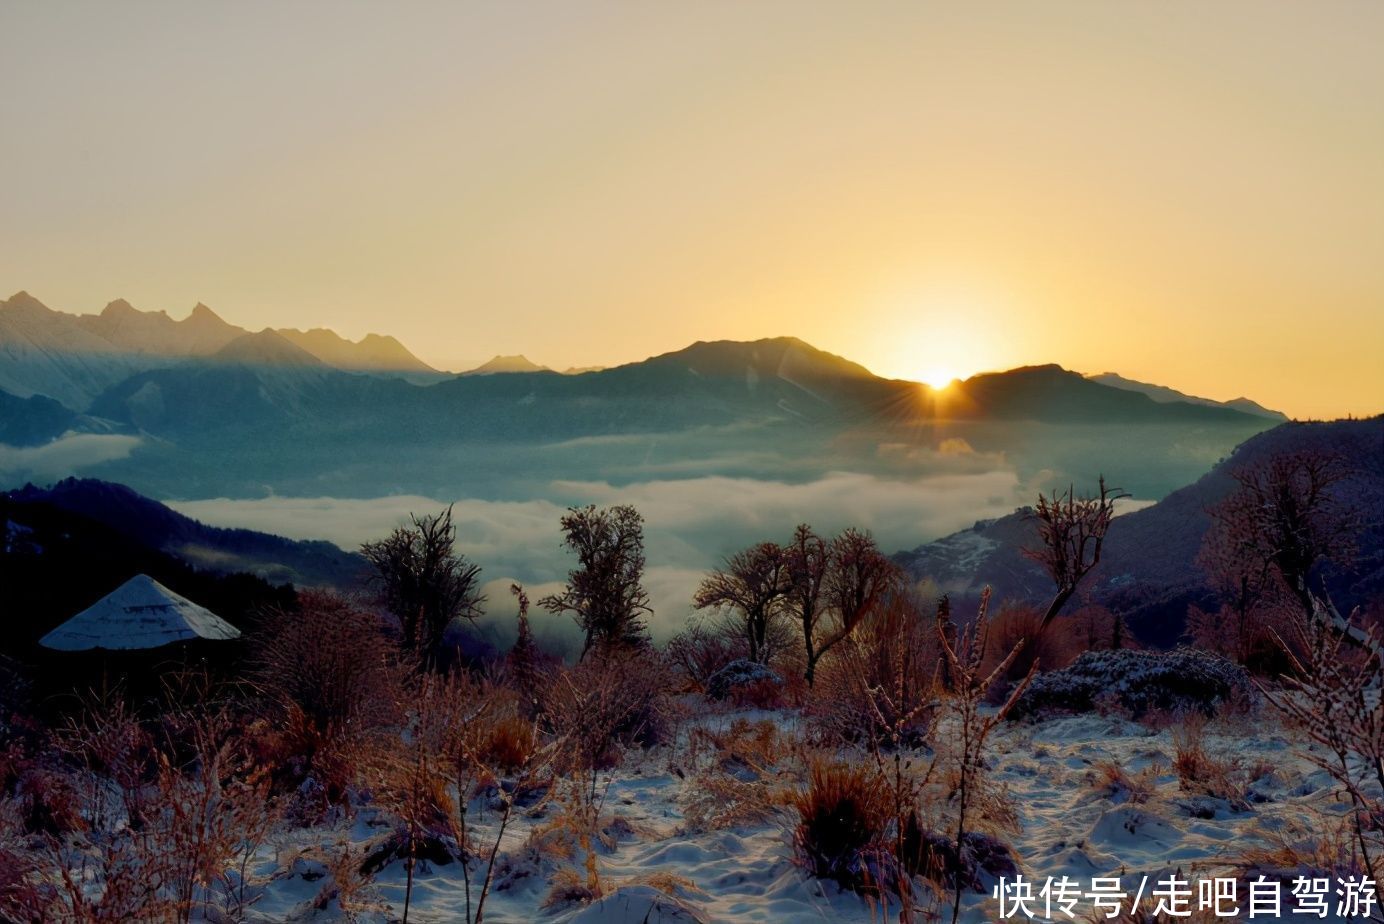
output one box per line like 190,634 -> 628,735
896,416 -> 1384,647
463,355 -> 552,375
276,327 -> 442,381
419,336 -> 938,435
4,478 -> 364,589
0,291 -> 147,410
76,299 -> 243,357
1088,372 -> 1287,421
0,291 -> 439,408
213,330 -> 326,368
0,386 -> 124,446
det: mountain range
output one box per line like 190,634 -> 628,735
0,291 -> 441,410
0,291 -> 1293,503
60,335 -> 1274,497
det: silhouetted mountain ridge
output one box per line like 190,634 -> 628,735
1089,372 -> 1287,421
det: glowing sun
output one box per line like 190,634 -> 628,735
917,366 -> 957,390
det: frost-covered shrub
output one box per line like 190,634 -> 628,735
704,659 -> 783,702
1009,648 -> 1255,721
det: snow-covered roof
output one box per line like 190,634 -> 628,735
39,574 -> 241,651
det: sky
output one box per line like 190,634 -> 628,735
2,1 -> 1381,419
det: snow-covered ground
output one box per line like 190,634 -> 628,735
233,706 -> 1340,924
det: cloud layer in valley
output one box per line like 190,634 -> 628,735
171,468 -> 1028,641
0,434 -> 142,483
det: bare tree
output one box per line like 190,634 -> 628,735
693,541 -> 788,665
1196,513 -> 1278,664
540,504 -> 651,659
1024,476 -> 1124,632
811,529 -> 904,684
1204,450 -> 1356,624
784,524 -> 831,687
361,505 -> 485,670
665,618 -> 741,688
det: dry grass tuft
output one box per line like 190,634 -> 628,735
683,771 -> 791,834
689,718 -> 790,775
542,867 -> 600,908
624,871 -> 704,899
789,759 -> 890,889
680,718 -> 798,833
981,602 -> 1092,698
1170,712 -> 1260,810
1089,758 -> 1160,804
0,800 -> 52,922
1239,816 -> 1364,881
481,713 -> 538,774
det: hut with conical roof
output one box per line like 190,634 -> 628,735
40,574 -> 241,651
37,574 -> 243,699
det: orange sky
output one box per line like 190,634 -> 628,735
2,2 -> 1381,419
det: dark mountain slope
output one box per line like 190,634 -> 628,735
949,364 -> 1265,424
1089,372 -> 1288,421
3,478 -> 364,588
0,390 -> 84,445
897,416 -> 1384,647
0,496 -> 297,659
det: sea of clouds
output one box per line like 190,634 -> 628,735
170,469 -> 1029,642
